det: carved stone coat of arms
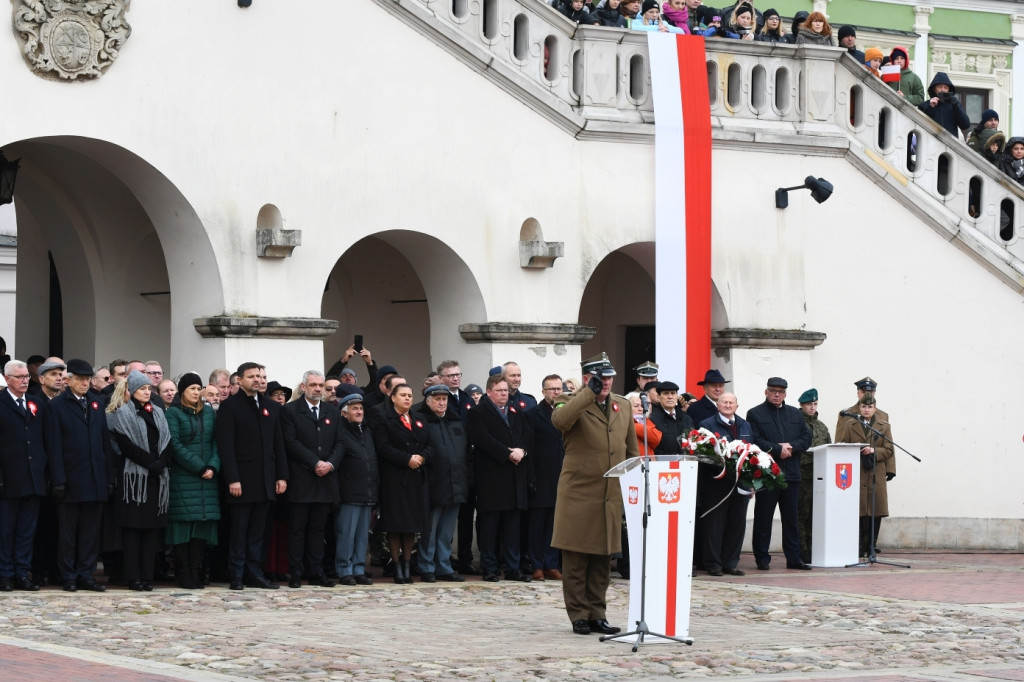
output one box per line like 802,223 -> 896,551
13,1 -> 131,80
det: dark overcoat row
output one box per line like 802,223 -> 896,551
46,390 -> 114,502
416,407 -> 470,508
280,398 -> 344,505
215,392 -> 288,504
466,395 -> 533,513
524,400 -> 564,509
0,390 -> 61,498
369,403 -> 432,533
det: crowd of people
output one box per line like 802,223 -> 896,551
0,334 -> 895,633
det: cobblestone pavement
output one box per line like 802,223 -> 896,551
0,552 -> 1021,681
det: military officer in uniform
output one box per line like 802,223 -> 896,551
797,388 -> 831,564
837,377 -> 895,485
633,361 -> 659,394
551,352 -> 638,636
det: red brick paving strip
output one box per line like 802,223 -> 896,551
0,643 -> 181,681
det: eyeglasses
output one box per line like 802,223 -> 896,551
491,388 -> 509,393
767,389 -> 786,395
145,371 -> 163,377
6,374 -> 30,381
442,373 -> 462,378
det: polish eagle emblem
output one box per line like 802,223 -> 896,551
657,472 -> 681,504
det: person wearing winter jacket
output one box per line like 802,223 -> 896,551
592,0 -> 628,27
999,137 -> 1024,186
784,10 -> 808,44
794,12 -> 836,46
661,0 -> 692,32
755,8 -> 786,42
967,109 -> 1001,153
559,0 -> 599,24
886,46 -> 926,106
918,72 -> 970,139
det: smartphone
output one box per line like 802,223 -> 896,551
353,335 -> 364,352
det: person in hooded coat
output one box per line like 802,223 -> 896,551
999,137 -> 1024,186
918,72 -> 970,138
886,46 -> 925,106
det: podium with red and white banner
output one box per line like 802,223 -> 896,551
810,443 -> 863,567
605,455 -> 697,643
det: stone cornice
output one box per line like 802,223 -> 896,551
713,328 -> 827,350
459,323 -> 596,344
194,316 -> 339,340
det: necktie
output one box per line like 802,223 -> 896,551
17,397 -> 25,413
312,405 -> 319,421
80,397 -> 88,413
401,413 -> 411,430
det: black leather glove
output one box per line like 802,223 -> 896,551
885,472 -> 895,482
148,460 -> 167,474
861,453 -> 875,471
587,373 -> 603,394
52,484 -> 66,502
108,482 -> 117,498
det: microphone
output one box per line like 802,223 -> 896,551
840,410 -> 859,419
640,393 -> 650,412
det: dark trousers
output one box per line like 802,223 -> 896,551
31,500 -> 59,583
752,478 -> 801,566
527,506 -> 558,570
122,527 -> 162,582
287,502 -> 329,578
0,496 -> 41,578
228,501 -> 270,580
560,549 -> 610,623
56,501 -> 103,581
322,505 -> 338,576
477,509 -> 520,574
456,488 -> 477,568
700,480 -> 750,571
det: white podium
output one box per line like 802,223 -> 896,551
810,443 -> 863,567
605,455 -> 697,643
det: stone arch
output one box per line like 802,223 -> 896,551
2,136 -> 224,372
321,229 -> 489,384
578,242 -> 729,392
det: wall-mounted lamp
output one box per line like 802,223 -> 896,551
0,151 -> 20,206
775,176 -> 833,209
238,0 -> 252,7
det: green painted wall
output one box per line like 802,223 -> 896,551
752,0 -> 912,28
929,8 -> 1009,39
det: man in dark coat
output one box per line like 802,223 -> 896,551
919,72 -> 970,138
45,358 -> 114,591
335,393 -> 378,585
503,362 -> 538,411
215,361 -> 288,590
467,373 -> 534,582
649,381 -> 693,454
746,377 -> 813,571
686,368 -> 730,427
280,370 -> 343,588
436,360 -> 479,575
361,364 -> 399,412
525,374 -> 566,581
0,361 -> 59,591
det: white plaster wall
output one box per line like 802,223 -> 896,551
0,243 -> 15,358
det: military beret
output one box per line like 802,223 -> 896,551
798,388 -> 818,404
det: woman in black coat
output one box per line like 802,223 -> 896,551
106,371 -> 173,591
370,383 -> 433,583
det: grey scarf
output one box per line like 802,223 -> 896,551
107,402 -> 171,515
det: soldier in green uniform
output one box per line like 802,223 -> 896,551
836,378 -> 895,485
551,352 -> 638,636
798,388 -> 831,564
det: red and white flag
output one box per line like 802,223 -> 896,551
647,34 -> 712,398
880,64 -> 902,84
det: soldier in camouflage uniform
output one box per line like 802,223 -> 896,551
798,389 -> 831,563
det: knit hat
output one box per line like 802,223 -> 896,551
864,47 -> 884,64
762,8 -> 779,19
838,25 -> 856,41
641,0 -> 659,14
981,108 -> 999,124
126,370 -> 150,396
177,372 -> 203,394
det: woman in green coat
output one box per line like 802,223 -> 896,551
165,372 -> 221,589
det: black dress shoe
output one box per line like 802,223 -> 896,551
458,564 -> 481,576
723,568 -> 746,576
504,570 -> 532,583
16,576 -> 41,591
63,580 -> 78,592
0,577 -> 13,592
420,572 -> 436,583
338,575 -> 357,586
250,574 -> 280,589
141,581 -> 154,591
756,563 -> 770,570
786,561 -> 813,570
309,574 -> 335,587
353,574 -> 373,585
482,572 -> 500,582
288,575 -> 302,588
229,579 -> 244,590
588,619 -> 621,635
572,619 -> 591,635
705,567 -> 723,576
128,579 -> 146,591
436,573 -> 465,582
77,578 -> 106,592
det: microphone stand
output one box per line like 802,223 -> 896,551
844,414 -> 919,570
602,397 -> 693,651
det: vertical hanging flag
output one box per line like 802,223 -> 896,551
648,34 -> 712,397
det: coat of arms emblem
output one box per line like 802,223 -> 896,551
14,1 -> 131,80
836,463 -> 852,490
657,472 -> 681,504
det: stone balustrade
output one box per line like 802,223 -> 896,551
378,0 -> 1024,289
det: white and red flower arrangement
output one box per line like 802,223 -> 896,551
681,428 -> 787,494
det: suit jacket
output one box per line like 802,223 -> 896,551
45,389 -> 112,502
686,395 -> 719,427
746,401 -> 812,479
0,389 -> 58,497
467,395 -> 533,512
215,391 -> 288,504
444,388 -> 476,422
525,400 -> 564,508
280,399 -> 344,504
